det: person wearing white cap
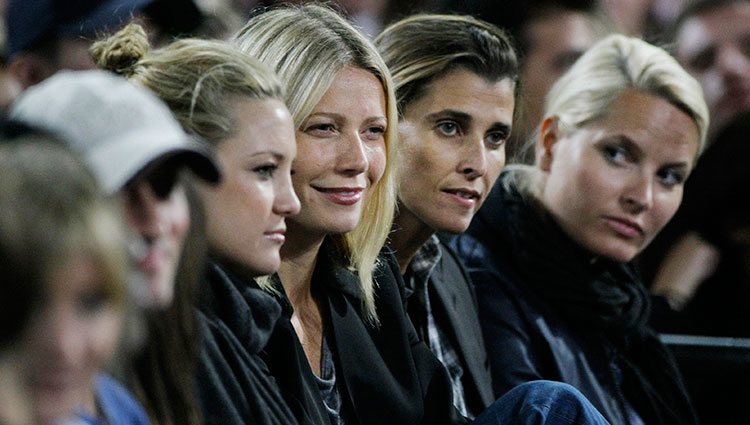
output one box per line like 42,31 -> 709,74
10,69 -> 221,309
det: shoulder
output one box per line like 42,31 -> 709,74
95,374 -> 150,425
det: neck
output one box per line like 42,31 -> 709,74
390,204 -> 436,274
279,222 -> 326,307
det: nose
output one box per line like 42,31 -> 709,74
274,174 -> 301,217
43,308 -> 84,365
336,132 -> 368,176
621,172 -> 653,214
457,135 -> 488,180
123,180 -> 165,242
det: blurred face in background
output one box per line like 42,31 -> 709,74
520,11 -> 599,139
21,255 -> 123,425
676,1 -> 750,136
201,97 -> 300,275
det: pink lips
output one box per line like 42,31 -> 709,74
314,187 -> 364,206
604,216 -> 644,239
264,228 -> 286,244
442,188 -> 481,209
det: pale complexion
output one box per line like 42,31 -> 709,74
391,68 -> 515,272
200,97 -> 300,275
278,67 -> 387,374
537,89 -> 700,262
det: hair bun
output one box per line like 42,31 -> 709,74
90,23 -> 150,77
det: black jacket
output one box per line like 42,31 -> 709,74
263,240 -> 466,425
405,237 -> 494,418
195,261 -> 300,425
453,178 -> 696,425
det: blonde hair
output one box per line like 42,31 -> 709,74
91,23 -> 284,146
376,14 -> 519,120
234,4 -> 399,322
544,34 -> 709,153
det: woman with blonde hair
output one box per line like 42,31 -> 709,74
92,23 -> 301,425
454,34 -> 709,425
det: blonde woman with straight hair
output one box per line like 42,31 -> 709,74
454,34 -> 709,425
231,5 -> 612,425
92,23 -> 301,425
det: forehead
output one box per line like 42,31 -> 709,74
586,89 -> 700,159
317,67 -> 385,110
409,68 -> 515,116
677,2 -> 750,55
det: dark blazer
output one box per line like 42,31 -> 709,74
405,237 -> 494,418
263,240 -> 467,425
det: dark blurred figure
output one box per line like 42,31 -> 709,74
4,0 -> 153,94
642,0 -> 750,325
444,0 -> 607,163
672,0 -> 750,139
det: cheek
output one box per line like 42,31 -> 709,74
365,142 -> 387,185
166,188 -> 190,243
651,191 -> 684,232
87,311 -> 123,369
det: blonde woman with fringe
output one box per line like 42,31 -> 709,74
232,5 -> 612,425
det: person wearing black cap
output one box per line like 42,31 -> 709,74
4,0 -> 152,95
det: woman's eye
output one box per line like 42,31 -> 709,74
304,123 -> 336,136
657,168 -> 685,188
603,145 -> 630,165
363,125 -> 385,141
254,164 -> 278,178
436,121 -> 460,137
486,131 -> 508,148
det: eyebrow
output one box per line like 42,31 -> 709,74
307,112 -> 387,123
607,135 -> 691,169
425,109 -> 512,134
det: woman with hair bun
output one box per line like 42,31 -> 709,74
92,23 -> 300,425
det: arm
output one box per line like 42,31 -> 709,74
651,232 -> 720,311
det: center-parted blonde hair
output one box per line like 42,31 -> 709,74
234,4 -> 398,323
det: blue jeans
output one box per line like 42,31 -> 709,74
472,380 -> 611,425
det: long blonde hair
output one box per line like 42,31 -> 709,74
234,4 -> 399,322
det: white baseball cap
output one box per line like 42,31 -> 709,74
10,69 -> 221,194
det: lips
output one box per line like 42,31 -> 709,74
264,227 -> 286,244
313,186 -> 364,206
442,188 -> 481,208
604,216 -> 644,239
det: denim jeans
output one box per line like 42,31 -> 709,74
472,380 -> 611,425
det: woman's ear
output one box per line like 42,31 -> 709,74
536,116 -> 560,172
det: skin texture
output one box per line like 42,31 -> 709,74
520,11 -> 598,140
201,98 -> 300,276
537,89 -> 701,262
286,66 -> 387,242
21,256 -> 123,425
676,2 -> 750,136
393,68 -> 514,271
121,176 -> 190,308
